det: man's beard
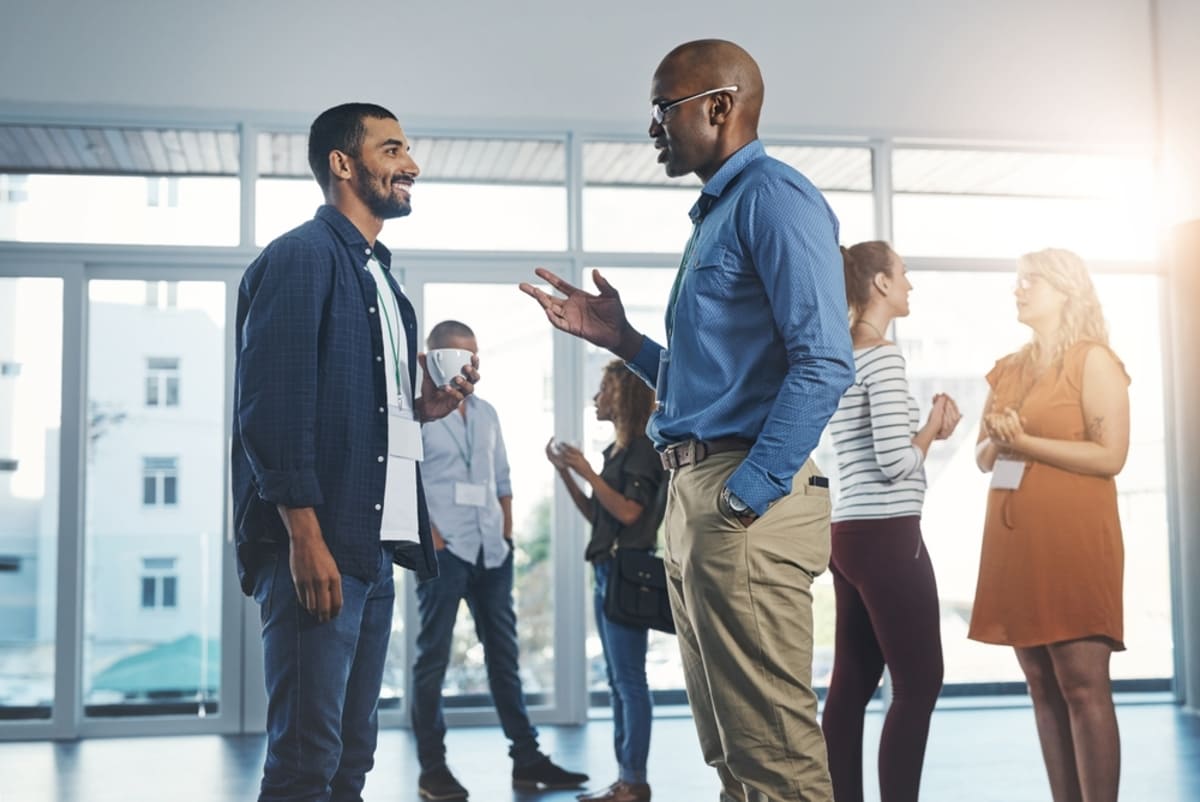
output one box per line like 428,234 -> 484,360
354,160 -> 411,220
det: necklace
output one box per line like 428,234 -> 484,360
855,319 -> 887,340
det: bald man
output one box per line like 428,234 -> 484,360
522,40 -> 853,802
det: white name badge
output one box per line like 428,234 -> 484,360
991,457 -> 1027,490
388,407 -> 424,461
454,482 -> 488,507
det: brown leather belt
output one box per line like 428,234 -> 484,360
659,437 -> 753,470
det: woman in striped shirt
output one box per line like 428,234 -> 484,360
820,241 -> 961,802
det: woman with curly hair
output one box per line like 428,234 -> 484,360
547,359 -> 667,802
970,248 -> 1129,802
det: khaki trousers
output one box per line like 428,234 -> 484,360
663,452 -> 833,802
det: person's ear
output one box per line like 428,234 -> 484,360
710,92 -> 734,125
329,150 -> 353,182
872,272 -> 890,295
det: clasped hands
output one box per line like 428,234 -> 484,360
985,407 -> 1027,446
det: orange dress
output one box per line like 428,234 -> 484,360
968,340 -> 1127,650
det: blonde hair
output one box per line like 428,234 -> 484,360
603,360 -> 656,450
1017,248 -> 1109,368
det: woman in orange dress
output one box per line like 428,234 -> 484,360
969,248 -> 1129,802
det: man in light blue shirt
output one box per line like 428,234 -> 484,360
523,40 -> 852,802
410,320 -> 588,801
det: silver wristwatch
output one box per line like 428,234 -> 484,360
721,487 -> 750,515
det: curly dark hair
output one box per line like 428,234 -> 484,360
603,359 -> 656,449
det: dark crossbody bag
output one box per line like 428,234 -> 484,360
603,548 -> 675,634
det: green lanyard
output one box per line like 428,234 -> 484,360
439,412 -> 473,471
372,260 -> 405,405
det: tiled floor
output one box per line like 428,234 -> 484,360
2,702 -> 1198,801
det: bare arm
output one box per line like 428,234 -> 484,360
559,445 -> 645,527
276,505 -> 342,622
546,438 -> 595,520
499,495 -> 513,541
975,389 -> 1003,473
1001,348 -> 1130,477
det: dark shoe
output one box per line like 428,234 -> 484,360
512,755 -> 589,790
577,780 -> 651,801
419,764 -> 469,800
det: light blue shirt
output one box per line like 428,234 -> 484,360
628,140 -> 855,516
420,396 -> 513,569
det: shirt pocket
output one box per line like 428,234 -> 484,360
687,243 -> 736,297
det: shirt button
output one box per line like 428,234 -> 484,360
379,406 -> 386,413
364,248 -> 371,255
376,355 -> 383,362
369,306 -> 376,314
377,455 -> 385,463
374,503 -> 382,511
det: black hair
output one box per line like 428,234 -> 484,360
307,102 -> 397,192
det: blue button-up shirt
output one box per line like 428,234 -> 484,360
231,204 -> 438,594
628,140 -> 855,515
421,396 -> 514,569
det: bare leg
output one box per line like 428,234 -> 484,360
1047,639 -> 1120,802
1015,646 -> 1082,802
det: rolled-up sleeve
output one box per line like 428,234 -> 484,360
235,236 -> 331,508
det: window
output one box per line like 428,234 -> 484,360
145,357 -> 180,407
142,457 -> 179,506
144,281 -> 179,309
1,361 -> 21,376
255,133 -> 568,249
0,458 -> 18,472
140,558 -> 179,609
1,174 -> 29,203
891,148 -> 1157,260
582,142 -> 875,252
145,177 -> 180,208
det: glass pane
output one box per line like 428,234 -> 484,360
891,149 -> 1157,260
572,269 -> 689,695
165,377 -> 179,406
256,178 -> 567,251
896,271 -> 1171,684
393,283 -> 557,707
0,175 -> 239,246
145,376 -> 158,406
142,477 -> 156,506
162,577 -> 178,608
141,578 -> 155,608
583,141 -> 874,252
84,280 -> 226,716
0,277 -> 62,720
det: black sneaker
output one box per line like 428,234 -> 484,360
512,755 -> 589,790
419,764 -> 469,800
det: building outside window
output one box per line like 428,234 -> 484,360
140,557 -> 179,609
145,357 -> 180,407
142,456 -> 179,506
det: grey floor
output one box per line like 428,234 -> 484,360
2,702 -> 1198,801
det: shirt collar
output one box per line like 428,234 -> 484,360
315,204 -> 394,267
689,139 -> 765,223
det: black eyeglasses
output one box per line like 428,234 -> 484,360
652,85 -> 739,124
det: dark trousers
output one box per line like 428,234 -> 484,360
255,546 -> 395,802
411,548 -> 540,771
821,516 -> 944,802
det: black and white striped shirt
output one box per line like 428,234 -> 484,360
829,344 -> 925,522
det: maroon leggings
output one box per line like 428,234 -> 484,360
821,516 -> 944,802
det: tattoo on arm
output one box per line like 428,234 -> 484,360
1085,415 -> 1106,444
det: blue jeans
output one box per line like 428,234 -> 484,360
594,558 -> 652,784
254,546 -> 395,802
411,547 -> 540,771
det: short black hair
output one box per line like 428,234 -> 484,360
427,320 -> 476,349
307,102 -> 397,193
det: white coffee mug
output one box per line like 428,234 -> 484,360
426,347 -> 473,388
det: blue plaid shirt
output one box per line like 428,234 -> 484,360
628,140 -> 855,515
231,204 -> 437,594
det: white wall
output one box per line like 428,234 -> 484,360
1157,0 -> 1200,223
0,0 -> 1157,145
